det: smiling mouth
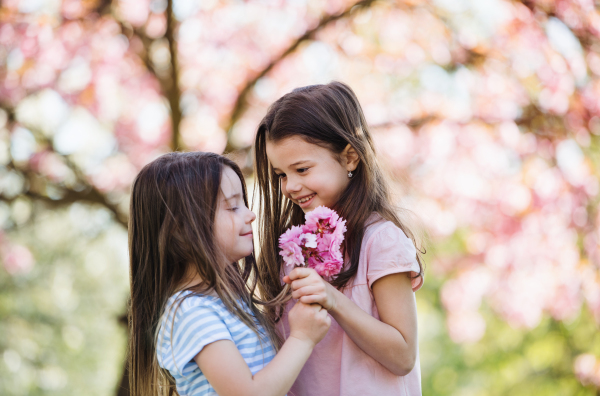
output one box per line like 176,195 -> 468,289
297,193 -> 316,204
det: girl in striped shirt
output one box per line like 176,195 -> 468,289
128,152 -> 330,396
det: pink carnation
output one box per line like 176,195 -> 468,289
311,257 -> 343,278
307,255 -> 321,269
316,233 -> 330,252
305,206 -> 341,232
327,247 -> 343,263
299,233 -> 318,248
279,225 -> 303,246
332,219 -> 347,242
279,241 -> 304,267
301,224 -> 313,234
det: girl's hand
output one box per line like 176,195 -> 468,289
284,267 -> 339,311
288,301 -> 331,347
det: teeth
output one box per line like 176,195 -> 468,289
298,194 -> 315,203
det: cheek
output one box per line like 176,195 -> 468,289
215,214 -> 234,248
318,169 -> 348,196
215,224 -> 229,249
328,184 -> 351,208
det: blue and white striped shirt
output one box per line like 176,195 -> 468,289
157,291 -> 276,396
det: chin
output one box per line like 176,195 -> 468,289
304,202 -> 323,212
233,254 -> 250,262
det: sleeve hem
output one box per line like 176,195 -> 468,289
368,267 -> 423,292
177,334 -> 234,371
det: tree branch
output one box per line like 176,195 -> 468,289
0,172 -> 128,228
166,0 -> 182,151
0,103 -> 129,228
369,110 -> 570,137
369,116 -> 438,131
115,1 -> 183,151
223,0 -> 381,152
115,20 -> 166,90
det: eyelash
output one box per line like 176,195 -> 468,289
277,168 -> 309,179
228,206 -> 239,212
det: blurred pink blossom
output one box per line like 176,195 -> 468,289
2,244 -> 34,275
446,311 -> 487,344
574,354 -> 600,387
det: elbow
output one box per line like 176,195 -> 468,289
236,388 -> 260,396
390,361 -> 416,377
388,353 -> 416,377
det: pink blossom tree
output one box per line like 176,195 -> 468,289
1,0 -> 599,394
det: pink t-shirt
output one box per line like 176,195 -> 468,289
280,214 -> 424,396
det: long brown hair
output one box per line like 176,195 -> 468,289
128,152 -> 278,396
254,82 -> 425,317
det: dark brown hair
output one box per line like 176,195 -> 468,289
128,152 -> 278,396
254,82 -> 425,317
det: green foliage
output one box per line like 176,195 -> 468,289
418,272 -> 600,396
0,203 -> 129,395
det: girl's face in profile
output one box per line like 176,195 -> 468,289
266,136 -> 351,213
214,166 -> 256,263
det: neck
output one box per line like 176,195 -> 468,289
177,268 -> 212,294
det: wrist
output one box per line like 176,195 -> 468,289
288,333 -> 317,350
327,284 -> 342,314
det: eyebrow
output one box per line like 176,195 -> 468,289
272,160 -> 310,172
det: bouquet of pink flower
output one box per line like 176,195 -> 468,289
279,206 -> 347,278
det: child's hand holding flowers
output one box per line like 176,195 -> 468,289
283,267 -> 339,311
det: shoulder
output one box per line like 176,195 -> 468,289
157,292 -> 235,374
177,292 -> 224,312
164,291 -> 229,325
361,213 -> 424,291
159,292 -> 235,345
363,213 -> 414,252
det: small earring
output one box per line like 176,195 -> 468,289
348,171 -> 353,178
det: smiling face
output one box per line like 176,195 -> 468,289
266,136 -> 358,213
214,166 -> 256,263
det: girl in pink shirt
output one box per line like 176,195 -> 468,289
254,82 -> 425,396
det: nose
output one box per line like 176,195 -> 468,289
246,207 -> 256,224
283,176 -> 302,195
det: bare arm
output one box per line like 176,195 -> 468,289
329,273 -> 417,375
286,268 -> 418,376
194,302 -> 330,396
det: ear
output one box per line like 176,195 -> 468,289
341,144 -> 360,172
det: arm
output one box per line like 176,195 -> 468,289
194,302 -> 330,396
285,268 -> 418,376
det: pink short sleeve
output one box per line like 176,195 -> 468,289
366,223 -> 424,291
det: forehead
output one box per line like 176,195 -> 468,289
265,136 -> 334,168
220,166 -> 243,195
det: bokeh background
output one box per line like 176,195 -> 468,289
1,0 -> 600,395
